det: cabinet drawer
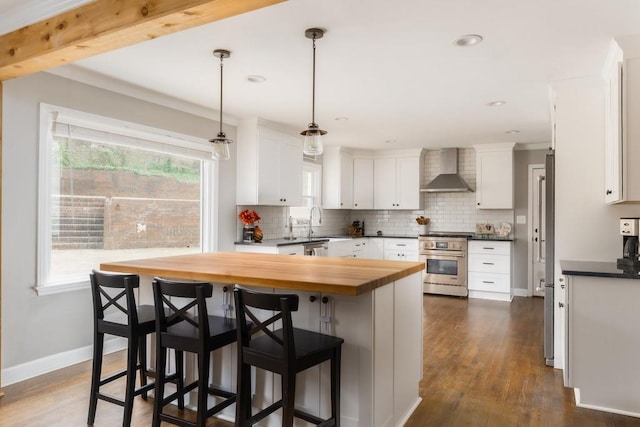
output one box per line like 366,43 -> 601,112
468,241 -> 510,256
468,272 -> 510,293
468,254 -> 509,274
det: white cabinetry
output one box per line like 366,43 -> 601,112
322,147 -> 353,209
473,143 -> 515,209
374,150 -> 424,210
328,238 -> 370,258
383,238 -> 418,261
467,240 -> 512,301
236,118 -> 302,206
352,157 -> 374,209
603,38 -> 640,203
234,244 -> 304,255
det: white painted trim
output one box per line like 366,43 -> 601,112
2,337 -> 126,386
512,288 -> 530,298
528,164 -> 545,297
398,397 -> 423,426
574,388 -> 640,419
515,142 -> 552,151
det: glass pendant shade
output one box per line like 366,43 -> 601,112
210,132 -> 231,160
301,123 -> 326,155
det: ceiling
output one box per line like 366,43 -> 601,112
2,0 -> 640,151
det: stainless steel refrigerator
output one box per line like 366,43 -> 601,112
544,151 -> 555,366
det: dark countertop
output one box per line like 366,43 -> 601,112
469,235 -> 514,242
561,260 -> 640,279
235,235 -> 419,247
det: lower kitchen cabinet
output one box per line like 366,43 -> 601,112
234,244 -> 304,255
467,240 -> 512,301
383,238 -> 418,261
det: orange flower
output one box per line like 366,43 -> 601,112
238,209 -> 261,226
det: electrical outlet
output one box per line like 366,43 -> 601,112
516,215 -> 526,224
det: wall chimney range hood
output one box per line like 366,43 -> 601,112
421,148 -> 473,193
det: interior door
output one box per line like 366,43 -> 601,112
531,166 -> 546,297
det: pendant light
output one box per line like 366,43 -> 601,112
301,28 -> 326,156
210,49 -> 232,160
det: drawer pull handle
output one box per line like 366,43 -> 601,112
482,281 -> 494,284
482,262 -> 495,265
482,247 -> 495,250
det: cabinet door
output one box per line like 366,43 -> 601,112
353,158 -> 374,209
476,150 -> 513,209
374,158 -> 397,209
279,139 -> 303,206
604,60 -> 623,203
257,135 -> 282,204
397,157 -> 420,209
340,153 -> 354,208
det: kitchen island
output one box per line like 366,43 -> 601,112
101,252 -> 424,427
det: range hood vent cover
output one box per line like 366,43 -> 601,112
421,148 -> 473,193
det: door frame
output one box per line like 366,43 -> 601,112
528,164 -> 545,296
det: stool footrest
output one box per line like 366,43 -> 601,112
248,399 -> 283,425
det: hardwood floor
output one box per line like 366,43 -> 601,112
1,295 -> 639,426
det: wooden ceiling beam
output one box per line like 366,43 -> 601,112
0,0 -> 285,81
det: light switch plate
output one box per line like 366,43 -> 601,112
516,215 -> 526,224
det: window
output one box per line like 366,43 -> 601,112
36,104 -> 218,295
289,162 -> 322,226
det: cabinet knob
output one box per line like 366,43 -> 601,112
309,295 -> 317,302
606,190 -> 612,195
321,296 -> 329,304
477,202 -> 480,206
558,302 -> 565,308
354,203 -> 358,207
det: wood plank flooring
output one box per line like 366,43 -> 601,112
1,295 -> 639,426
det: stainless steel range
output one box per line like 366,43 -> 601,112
419,233 -> 470,297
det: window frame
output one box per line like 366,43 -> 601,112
36,103 -> 219,295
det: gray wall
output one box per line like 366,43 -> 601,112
513,149 -> 549,292
1,72 -> 237,370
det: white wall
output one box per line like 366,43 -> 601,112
1,72 -> 237,382
552,76 -> 640,370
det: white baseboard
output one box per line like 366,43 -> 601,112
512,288 -> 530,297
2,337 -> 126,386
574,388 -> 640,418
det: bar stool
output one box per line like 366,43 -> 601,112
234,285 -> 345,427
151,278 -> 237,427
88,270 -> 159,427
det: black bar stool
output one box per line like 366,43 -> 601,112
151,278 -> 238,427
88,270 -> 161,426
234,285 -> 345,427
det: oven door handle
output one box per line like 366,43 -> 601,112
421,252 -> 466,258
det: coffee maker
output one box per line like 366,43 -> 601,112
617,218 -> 640,270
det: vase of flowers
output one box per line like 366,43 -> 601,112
239,209 -> 261,242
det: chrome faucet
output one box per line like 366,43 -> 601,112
308,206 -> 322,239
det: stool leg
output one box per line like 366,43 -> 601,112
332,347 -> 342,427
281,372 -> 296,427
123,336 -> 139,427
236,361 -> 252,427
176,350 -> 185,410
196,351 -> 210,427
87,331 -> 104,425
152,345 -> 167,427
138,335 -> 148,400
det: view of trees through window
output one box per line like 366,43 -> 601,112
49,137 -> 203,280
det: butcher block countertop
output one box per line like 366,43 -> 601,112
100,252 -> 424,296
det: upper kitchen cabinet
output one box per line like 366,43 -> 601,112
374,149 -> 424,210
352,155 -> 374,209
603,38 -> 640,204
237,118 -> 303,206
322,147 -> 353,209
473,143 -> 515,209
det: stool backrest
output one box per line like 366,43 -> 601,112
234,286 -> 299,360
90,270 -> 140,326
152,278 -> 213,342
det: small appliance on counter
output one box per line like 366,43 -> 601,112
617,218 -> 640,270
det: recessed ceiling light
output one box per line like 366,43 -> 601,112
486,100 -> 507,107
334,117 -> 349,121
385,139 -> 396,144
247,75 -> 266,83
453,34 -> 483,47
506,130 -> 520,134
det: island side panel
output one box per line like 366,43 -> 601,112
394,273 -> 423,425
374,284 -> 395,427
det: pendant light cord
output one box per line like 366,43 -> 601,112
311,35 -> 317,125
219,55 -> 224,135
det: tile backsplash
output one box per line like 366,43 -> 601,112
237,148 -> 514,240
